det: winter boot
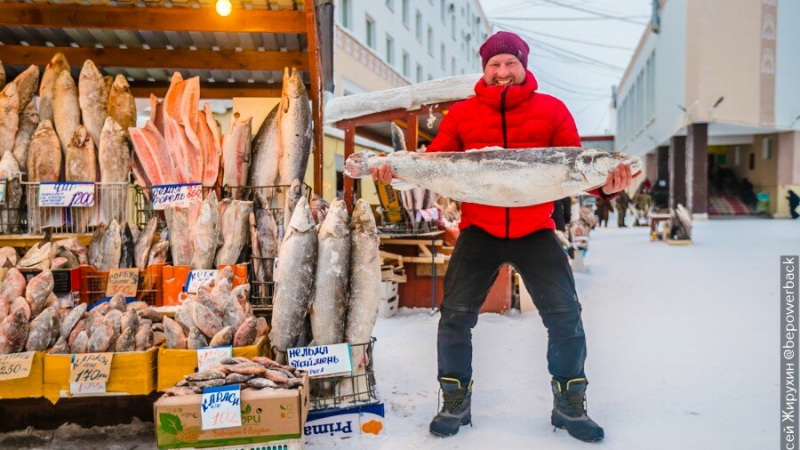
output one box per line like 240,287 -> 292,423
551,378 -> 604,442
429,378 -> 473,437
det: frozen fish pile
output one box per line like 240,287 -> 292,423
88,217 -> 165,271
163,356 -> 304,396
164,266 -> 268,349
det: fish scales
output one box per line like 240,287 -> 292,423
310,200 -> 350,347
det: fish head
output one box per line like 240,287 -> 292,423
288,179 -> 304,203
1,81 -> 18,100
344,151 -> 383,179
351,199 -> 377,234
112,74 -> 131,93
79,59 -> 103,82
48,52 -> 69,71
284,68 -> 308,99
288,197 -> 315,233
575,150 -> 643,186
321,199 -> 350,238
22,102 -> 40,122
70,125 -> 92,149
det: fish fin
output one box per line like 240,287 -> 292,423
390,178 -> 416,191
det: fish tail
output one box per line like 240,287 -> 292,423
343,151 -> 377,178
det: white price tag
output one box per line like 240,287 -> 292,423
197,346 -> 233,372
38,182 -> 95,207
151,184 -> 202,210
184,270 -> 218,294
201,384 -> 242,430
288,343 -> 352,378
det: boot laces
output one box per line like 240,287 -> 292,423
566,393 -> 587,416
439,388 -> 467,413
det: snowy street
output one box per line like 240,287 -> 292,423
0,218 -> 793,449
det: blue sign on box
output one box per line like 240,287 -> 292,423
38,182 -> 95,207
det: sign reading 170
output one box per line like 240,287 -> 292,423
38,182 -> 95,208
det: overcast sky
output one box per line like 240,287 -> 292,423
478,0 -> 653,136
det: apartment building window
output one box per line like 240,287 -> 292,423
386,34 -> 395,65
749,152 -> 755,170
451,14 -> 456,40
451,57 -> 455,75
427,26 -> 433,55
646,53 -> 656,120
402,0 -> 409,28
734,146 -> 741,165
415,11 -> 422,42
386,0 -> 394,11
416,64 -> 423,83
440,0 -> 446,22
340,0 -> 351,29
403,52 -> 410,77
441,43 -> 446,70
365,16 -> 376,49
762,137 -> 773,160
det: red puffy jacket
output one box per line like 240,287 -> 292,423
427,70 -> 604,239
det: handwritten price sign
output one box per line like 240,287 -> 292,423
197,346 -> 232,372
201,384 -> 242,430
0,352 -> 35,381
70,353 -> 112,383
184,270 -> 217,294
105,268 -> 139,298
38,182 -> 95,207
151,184 -> 202,210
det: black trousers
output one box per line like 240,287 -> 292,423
437,226 -> 587,385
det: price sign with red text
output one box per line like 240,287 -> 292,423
70,353 -> 113,394
201,384 -> 242,430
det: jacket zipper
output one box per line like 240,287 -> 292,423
500,88 -> 510,239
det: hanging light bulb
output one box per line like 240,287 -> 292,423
216,0 -> 232,17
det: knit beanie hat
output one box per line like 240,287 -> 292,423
479,31 -> 529,68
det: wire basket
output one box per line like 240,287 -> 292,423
25,182 -> 130,234
378,207 -> 440,235
274,339 -> 379,411
0,177 -> 27,234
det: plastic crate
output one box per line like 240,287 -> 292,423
78,263 -> 164,306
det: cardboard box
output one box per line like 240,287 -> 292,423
380,281 -> 398,301
154,373 -> 310,449
157,337 -> 270,391
42,346 -> 158,404
304,402 -> 385,442
378,295 -> 398,319
0,351 -> 45,399
174,440 -> 304,450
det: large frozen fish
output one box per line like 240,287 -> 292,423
163,72 -> 185,122
222,116 -> 253,199
120,223 -> 135,268
0,308 -> 29,354
282,179 -> 304,236
278,68 -> 312,195
148,240 -> 170,266
215,200 -> 253,266
27,120 -> 62,182
39,53 -> 70,123
26,307 -> 58,351
166,207 -> 193,266
13,102 -> 40,173
269,197 -> 317,361
17,241 -> 51,271
0,59 -> 4,90
129,120 -> 172,185
96,219 -> 122,271
53,71 -> 80,154
180,76 -> 202,150
201,103 -> 222,186
0,83 -> 19,157
150,94 -> 165,136
165,116 -> 200,183
0,152 -> 21,233
310,200 -> 350,346
340,199 -> 382,401
88,222 -> 106,267
0,268 -> 26,301
345,147 -> 642,207
191,192 -> 220,270
65,126 -> 97,182
10,65 -> 39,112
79,59 -> 109,147
25,270 -> 54,318
253,194 -> 278,283
99,117 -> 131,225
107,75 -> 136,137
135,217 -> 158,270
248,103 -> 280,200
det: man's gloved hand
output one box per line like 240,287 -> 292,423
600,163 -> 632,196
372,164 -> 394,184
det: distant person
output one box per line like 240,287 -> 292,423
596,197 -> 614,227
616,191 -> 631,227
788,190 -> 799,219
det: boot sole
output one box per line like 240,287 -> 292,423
430,417 -> 472,437
551,414 -> 604,442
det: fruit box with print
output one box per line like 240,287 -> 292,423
154,373 -> 310,449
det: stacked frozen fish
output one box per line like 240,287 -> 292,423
0,269 -> 59,353
269,197 -> 381,386
50,294 -> 164,354
164,266 -> 268,350
88,217 -> 167,271
13,236 -> 88,271
163,356 -> 303,396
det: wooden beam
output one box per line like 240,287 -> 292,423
0,3 -> 306,34
406,111 -> 419,152
343,127 -> 356,213
0,45 -> 308,72
129,81 -> 282,99
306,4 -> 325,198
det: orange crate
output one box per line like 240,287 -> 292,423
78,263 -> 164,307
162,263 -> 249,306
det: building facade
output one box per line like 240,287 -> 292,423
615,0 -> 800,218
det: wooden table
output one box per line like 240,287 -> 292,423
379,230 -> 445,312
649,213 -> 671,241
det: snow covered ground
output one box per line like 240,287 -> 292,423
1,216 -> 795,449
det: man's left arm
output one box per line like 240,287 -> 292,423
551,101 -> 631,200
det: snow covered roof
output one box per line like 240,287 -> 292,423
324,74 -> 481,125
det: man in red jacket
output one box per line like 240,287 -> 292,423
374,31 -> 631,442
